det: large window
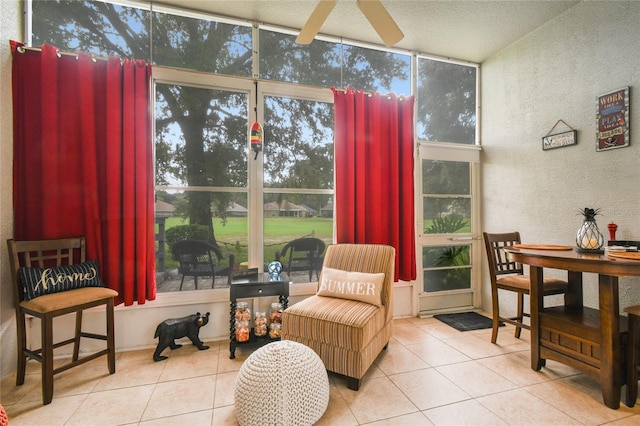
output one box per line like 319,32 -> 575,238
262,91 -> 334,282
30,1 -> 480,307
154,77 -> 252,284
30,0 -> 413,293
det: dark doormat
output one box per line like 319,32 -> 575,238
433,312 -> 503,332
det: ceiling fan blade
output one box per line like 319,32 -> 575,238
357,0 -> 404,46
296,0 -> 337,44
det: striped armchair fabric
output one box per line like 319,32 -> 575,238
281,244 -> 395,390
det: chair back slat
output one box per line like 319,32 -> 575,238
483,232 -> 524,277
7,237 -> 85,305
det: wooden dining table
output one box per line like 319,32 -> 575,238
504,245 -> 640,409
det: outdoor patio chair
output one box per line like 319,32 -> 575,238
275,237 -> 325,281
171,239 -> 235,290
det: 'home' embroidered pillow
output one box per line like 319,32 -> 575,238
317,266 -> 385,306
19,260 -> 104,301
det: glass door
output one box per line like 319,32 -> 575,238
417,145 -> 481,315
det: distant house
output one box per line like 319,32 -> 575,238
226,202 -> 248,217
263,200 -> 315,217
298,204 -> 316,216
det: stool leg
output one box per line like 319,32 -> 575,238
42,315 -> 54,405
626,313 -> 638,407
73,311 -> 83,362
16,312 -> 27,386
107,299 -> 116,374
515,293 -> 523,339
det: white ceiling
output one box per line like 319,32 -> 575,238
148,0 -> 581,63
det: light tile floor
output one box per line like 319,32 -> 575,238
2,314 -> 640,425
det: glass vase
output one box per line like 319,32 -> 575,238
576,219 -> 604,250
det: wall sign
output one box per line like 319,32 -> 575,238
542,119 -> 577,151
543,130 -> 577,150
596,87 -> 630,151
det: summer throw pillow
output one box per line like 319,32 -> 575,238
19,260 -> 104,301
317,266 -> 385,307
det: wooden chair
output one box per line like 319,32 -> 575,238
7,237 -> 118,405
275,237 -> 325,281
483,232 -> 569,343
171,240 -> 235,290
625,304 -> 640,407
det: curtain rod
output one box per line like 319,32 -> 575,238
333,87 -> 411,100
16,45 -> 111,62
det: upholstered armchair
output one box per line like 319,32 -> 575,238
281,244 -> 395,390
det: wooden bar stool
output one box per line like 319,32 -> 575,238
625,304 -> 640,407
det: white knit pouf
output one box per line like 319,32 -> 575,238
234,340 -> 329,426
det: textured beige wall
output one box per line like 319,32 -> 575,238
0,1 -> 21,377
481,1 -> 640,315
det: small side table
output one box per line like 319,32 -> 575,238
229,272 -> 290,359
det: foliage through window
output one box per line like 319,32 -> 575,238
417,58 -> 477,144
422,245 -> 471,292
32,0 -> 150,59
151,9 -> 252,76
259,29 -> 410,94
422,160 -> 471,235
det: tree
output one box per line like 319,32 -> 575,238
417,59 -> 476,144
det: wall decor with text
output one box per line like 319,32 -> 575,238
596,87 -> 630,151
542,119 -> 577,151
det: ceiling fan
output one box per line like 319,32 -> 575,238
296,0 -> 404,47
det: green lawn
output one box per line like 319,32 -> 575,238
159,215 -> 333,270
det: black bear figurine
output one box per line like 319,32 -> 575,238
153,312 -> 210,361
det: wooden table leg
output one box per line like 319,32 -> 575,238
565,270 -> 583,307
599,274 -> 621,409
530,265 -> 544,371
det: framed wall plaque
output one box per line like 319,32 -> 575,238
542,130 -> 577,150
596,87 -> 630,151
542,119 -> 577,150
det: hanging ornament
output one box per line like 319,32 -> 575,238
251,121 -> 263,160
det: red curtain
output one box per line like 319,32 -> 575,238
333,88 -> 416,282
11,41 -> 155,306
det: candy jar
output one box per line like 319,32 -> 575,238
235,321 -> 250,342
270,302 -> 282,324
235,302 -> 251,323
254,311 -> 267,337
269,322 -> 282,339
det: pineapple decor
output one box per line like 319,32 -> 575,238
576,207 -> 605,251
